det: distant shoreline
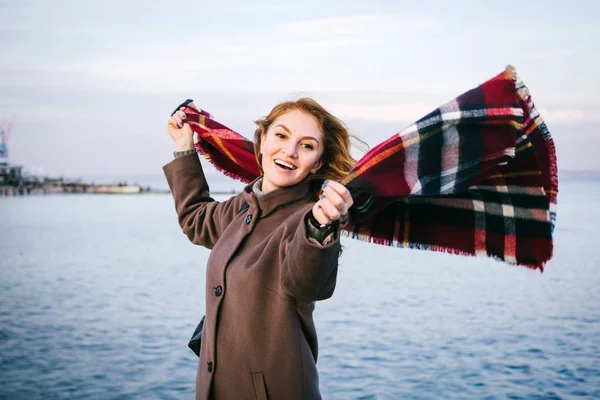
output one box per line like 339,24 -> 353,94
2,167 -> 598,198
0,186 -> 241,197
1,161 -> 244,197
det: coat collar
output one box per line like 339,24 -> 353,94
242,176 -> 314,218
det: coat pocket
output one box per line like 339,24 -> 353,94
251,372 -> 268,400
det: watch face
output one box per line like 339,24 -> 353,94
309,212 -> 336,229
321,219 -> 339,233
319,221 -> 333,230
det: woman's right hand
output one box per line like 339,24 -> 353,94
168,103 -> 198,151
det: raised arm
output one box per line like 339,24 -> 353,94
163,103 -> 244,249
280,181 -> 353,301
280,205 -> 342,302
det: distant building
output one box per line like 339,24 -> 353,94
0,161 -> 23,186
0,118 -> 24,189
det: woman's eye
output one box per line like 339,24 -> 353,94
275,133 -> 286,139
302,143 -> 314,150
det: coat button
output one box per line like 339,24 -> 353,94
245,214 -> 253,224
214,285 -> 223,297
207,361 -> 213,373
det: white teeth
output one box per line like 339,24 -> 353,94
274,160 -> 296,170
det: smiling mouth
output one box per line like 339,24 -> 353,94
274,159 -> 297,170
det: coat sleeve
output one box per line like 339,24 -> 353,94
280,205 -> 341,302
163,153 -> 245,249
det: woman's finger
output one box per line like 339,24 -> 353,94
338,185 -> 353,206
321,186 -> 345,214
323,182 -> 352,213
319,196 -> 341,221
168,116 -> 181,129
183,102 -> 200,112
172,113 -> 185,128
312,202 -> 328,225
312,202 -> 334,225
324,180 -> 353,204
175,110 -> 188,123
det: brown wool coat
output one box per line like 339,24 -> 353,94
163,154 -> 341,400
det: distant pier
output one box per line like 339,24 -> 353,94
0,162 -> 156,196
0,181 -> 153,196
0,159 -> 243,197
0,120 -> 161,196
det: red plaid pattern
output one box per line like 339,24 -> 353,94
177,67 -> 558,270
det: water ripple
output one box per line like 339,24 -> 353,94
1,189 -> 600,399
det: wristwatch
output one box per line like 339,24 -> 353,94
307,212 -> 339,244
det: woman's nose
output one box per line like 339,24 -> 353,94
282,142 -> 298,157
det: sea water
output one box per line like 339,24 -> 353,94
1,178 -> 598,399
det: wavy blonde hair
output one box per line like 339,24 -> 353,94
254,98 -> 363,199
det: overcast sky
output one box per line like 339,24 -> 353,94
1,0 -> 599,180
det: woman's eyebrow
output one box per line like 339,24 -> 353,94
273,124 -> 291,133
273,124 -> 320,145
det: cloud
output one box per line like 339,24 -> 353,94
75,13 -> 438,76
326,103 -> 436,122
1,10 -> 441,93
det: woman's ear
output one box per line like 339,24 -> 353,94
310,160 -> 323,175
259,133 -> 266,154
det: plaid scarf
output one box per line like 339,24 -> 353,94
179,67 -> 557,270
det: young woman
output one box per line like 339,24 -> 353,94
164,98 -> 356,400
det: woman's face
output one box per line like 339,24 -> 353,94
260,109 -> 324,193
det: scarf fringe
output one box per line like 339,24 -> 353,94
514,72 -> 559,232
196,150 -> 255,184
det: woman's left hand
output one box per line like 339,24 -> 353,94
312,180 -> 353,226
